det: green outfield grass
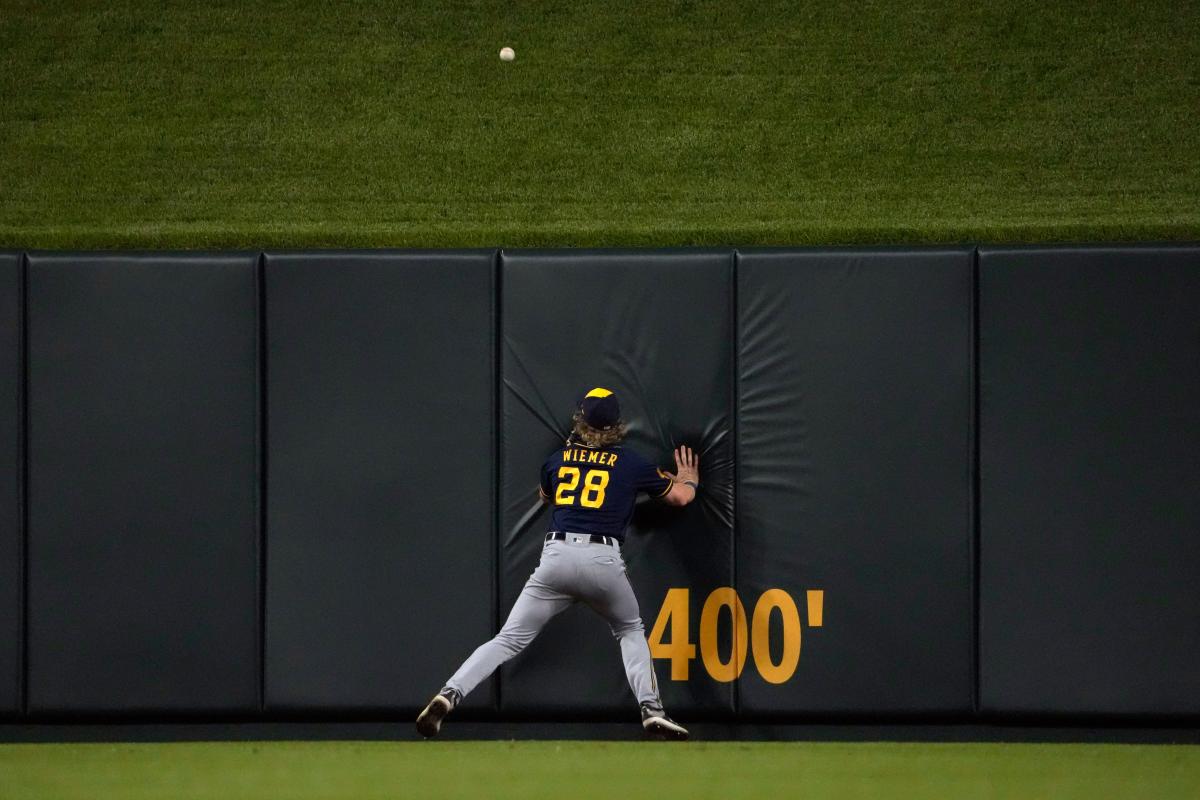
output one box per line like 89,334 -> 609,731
0,0 -> 1197,249
1,741 -> 1198,799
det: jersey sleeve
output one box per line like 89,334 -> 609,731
630,451 -> 673,498
539,457 -> 554,501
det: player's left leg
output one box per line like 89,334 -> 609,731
417,544 -> 574,738
443,576 -> 573,700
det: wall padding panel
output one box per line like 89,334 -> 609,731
0,253 -> 21,716
26,253 -> 259,714
979,246 -> 1200,716
499,250 -> 735,715
264,251 -> 497,712
737,248 -> 974,714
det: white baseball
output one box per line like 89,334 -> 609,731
499,47 -> 515,62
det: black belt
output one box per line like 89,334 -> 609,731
546,531 -> 619,548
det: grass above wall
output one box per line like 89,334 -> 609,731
1,1 -> 1197,249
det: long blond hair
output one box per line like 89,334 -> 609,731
570,408 -> 627,448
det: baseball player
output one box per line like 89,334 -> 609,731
416,387 -> 700,740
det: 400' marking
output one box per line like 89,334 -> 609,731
647,588 -> 824,683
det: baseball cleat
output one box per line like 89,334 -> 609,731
416,689 -> 457,738
641,703 -> 689,741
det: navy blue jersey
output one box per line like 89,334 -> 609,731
539,441 -> 673,540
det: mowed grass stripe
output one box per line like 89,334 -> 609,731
1,741 -> 1198,800
0,0 -> 1197,248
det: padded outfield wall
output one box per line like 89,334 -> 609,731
0,246 -> 1197,723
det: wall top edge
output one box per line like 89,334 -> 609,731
6,243 -> 1199,259
976,243 -> 1200,255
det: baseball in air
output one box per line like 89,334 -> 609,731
499,46 -> 515,62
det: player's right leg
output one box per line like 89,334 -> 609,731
416,544 -> 573,738
580,549 -> 689,741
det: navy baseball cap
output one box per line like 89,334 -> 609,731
579,387 -> 620,430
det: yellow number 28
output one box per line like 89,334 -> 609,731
556,467 -> 610,508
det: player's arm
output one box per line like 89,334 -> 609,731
661,446 -> 699,507
538,460 -> 553,504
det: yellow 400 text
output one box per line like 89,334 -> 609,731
647,587 -> 824,684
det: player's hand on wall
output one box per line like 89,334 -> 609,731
667,446 -> 700,486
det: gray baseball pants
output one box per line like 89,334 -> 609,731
444,534 -> 661,707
